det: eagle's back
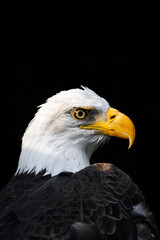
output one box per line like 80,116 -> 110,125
0,164 -> 159,240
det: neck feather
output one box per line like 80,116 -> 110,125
16,135 -> 92,176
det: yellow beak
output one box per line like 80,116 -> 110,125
80,107 -> 136,149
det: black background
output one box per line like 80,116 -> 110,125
1,1 -> 160,229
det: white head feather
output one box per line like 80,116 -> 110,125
17,87 -> 110,176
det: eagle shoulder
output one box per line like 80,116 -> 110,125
73,163 -> 159,239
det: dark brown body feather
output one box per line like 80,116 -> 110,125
0,163 -> 159,240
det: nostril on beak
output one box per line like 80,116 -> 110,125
110,115 -> 117,120
107,107 -> 119,122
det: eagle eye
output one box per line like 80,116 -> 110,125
72,108 -> 88,120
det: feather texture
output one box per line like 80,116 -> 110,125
0,164 -> 159,240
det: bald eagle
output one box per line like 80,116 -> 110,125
0,87 -> 159,240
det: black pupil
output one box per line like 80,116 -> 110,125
78,110 -> 85,117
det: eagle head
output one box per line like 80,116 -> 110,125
17,87 -> 135,176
